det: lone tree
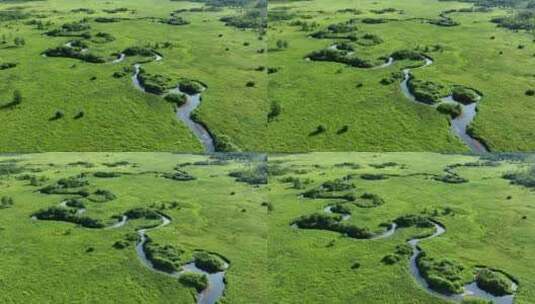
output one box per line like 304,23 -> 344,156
276,39 -> 288,49
14,37 -> 25,47
12,90 -> 22,105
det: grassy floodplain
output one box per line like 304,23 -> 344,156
267,0 -> 535,152
0,152 -> 268,303
268,152 -> 535,303
0,0 -> 267,152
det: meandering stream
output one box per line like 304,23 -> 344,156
298,203 -> 516,303
133,213 -> 228,304
126,54 -> 215,152
32,206 -> 227,303
318,44 -> 488,153
408,221 -> 517,304
398,57 -> 488,153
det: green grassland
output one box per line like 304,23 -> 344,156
268,152 -> 535,303
0,0 -> 267,151
266,0 -> 535,152
0,152 -> 267,303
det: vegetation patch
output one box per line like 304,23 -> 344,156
0,63 -> 17,70
138,69 -> 172,95
355,192 -> 384,208
407,77 -> 446,104
437,103 -> 462,118
0,196 -> 14,209
144,238 -> 184,273
178,79 -> 203,95
32,207 -> 104,228
306,48 -> 374,68
452,87 -> 480,104
292,212 -> 373,239
229,163 -> 267,185
503,165 -> 535,188
43,47 -> 105,63
417,254 -> 465,294
179,272 -> 208,292
163,169 -> 196,181
475,268 -> 514,296
193,251 -> 226,273
88,189 -> 116,202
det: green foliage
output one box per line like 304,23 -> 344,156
229,163 -> 267,185
164,93 -> 187,106
475,269 -> 514,296
124,207 -> 161,220
32,207 -> 104,228
292,212 -> 373,239
452,87 -> 479,104
179,272 -> 208,292
394,214 -> 433,228
417,255 -> 465,294
43,47 -> 105,63
178,80 -> 203,95
307,48 -> 373,68
407,77 -> 445,104
193,251 -> 226,273
163,169 -> 196,181
144,238 -> 184,273
0,196 -> 14,209
437,103 -> 462,118
503,165 -> 535,188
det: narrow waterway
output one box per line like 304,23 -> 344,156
127,54 -> 214,152
407,221 -> 516,304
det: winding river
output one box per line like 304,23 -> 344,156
127,54 -> 215,152
398,56 -> 488,153
319,44 -> 488,153
299,204 -> 516,303
320,204 -> 398,239
32,206 -> 227,303
408,221 -> 517,304
133,213 -> 228,304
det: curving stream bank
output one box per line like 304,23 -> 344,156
408,221 -> 517,304
126,54 -> 215,152
297,204 -> 516,303
32,207 -> 227,304
133,213 -> 228,304
398,57 -> 488,153
319,44 -> 488,153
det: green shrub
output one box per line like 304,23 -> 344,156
381,254 -> 401,264
93,172 -> 121,178
32,207 -> 104,228
163,170 -> 196,181
476,269 -> 514,296
124,207 -> 161,220
65,198 -> 85,209
179,272 -> 208,292
390,49 -> 423,61
407,78 -> 445,104
394,214 -> 433,228
193,251 -> 226,273
43,47 -> 105,63
0,196 -> 14,209
144,239 -> 184,273
437,103 -> 462,118
178,80 -> 203,95
164,93 -> 187,106
452,87 -> 480,104
229,164 -> 267,185
292,213 -> 373,239
0,62 -> 17,70
417,255 -> 465,294
122,46 -> 155,57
